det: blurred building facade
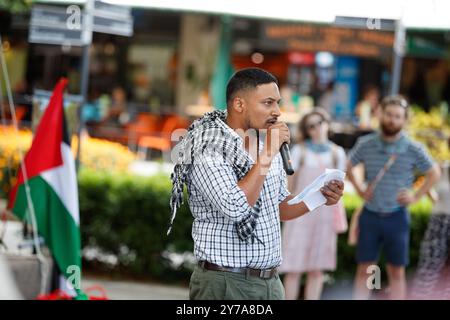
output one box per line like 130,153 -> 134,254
1,4 -> 450,128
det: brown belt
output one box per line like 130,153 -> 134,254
198,261 -> 278,279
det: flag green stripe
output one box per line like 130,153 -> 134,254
12,175 -> 81,279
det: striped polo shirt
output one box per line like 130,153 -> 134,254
348,132 -> 434,213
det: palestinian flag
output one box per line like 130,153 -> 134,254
8,78 -> 81,295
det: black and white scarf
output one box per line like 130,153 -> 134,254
410,165 -> 450,299
410,213 -> 450,300
168,109 -> 263,244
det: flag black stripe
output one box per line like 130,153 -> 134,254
62,105 -> 71,146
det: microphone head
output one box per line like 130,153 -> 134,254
280,143 -> 294,175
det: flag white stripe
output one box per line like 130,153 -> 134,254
41,143 -> 80,226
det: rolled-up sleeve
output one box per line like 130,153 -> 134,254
190,156 -> 253,223
411,142 -> 434,173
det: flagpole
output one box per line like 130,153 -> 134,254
0,34 -> 49,295
390,20 -> 406,95
75,0 -> 94,172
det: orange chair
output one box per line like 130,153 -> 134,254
137,115 -> 190,161
15,106 -> 28,123
125,113 -> 160,146
1,105 -> 27,125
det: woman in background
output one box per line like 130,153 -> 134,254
280,108 -> 347,300
355,85 -> 380,130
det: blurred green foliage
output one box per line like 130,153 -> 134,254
0,0 -> 31,13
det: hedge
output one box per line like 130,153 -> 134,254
78,169 -> 432,283
78,169 -> 193,282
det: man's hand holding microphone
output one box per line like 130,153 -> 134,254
262,121 -> 344,207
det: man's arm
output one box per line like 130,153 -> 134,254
279,198 -> 309,221
238,121 -> 290,206
190,159 -> 254,222
414,164 -> 441,199
346,136 -> 372,200
241,120 -> 344,221
237,161 -> 272,207
279,180 -> 344,221
398,143 -> 441,206
191,121 -> 290,222
346,160 -> 372,201
397,164 -> 441,205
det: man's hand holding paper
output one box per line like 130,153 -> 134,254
288,169 -> 345,212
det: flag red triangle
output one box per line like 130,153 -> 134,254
8,78 -> 69,209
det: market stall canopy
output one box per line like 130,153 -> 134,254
37,0 -> 450,30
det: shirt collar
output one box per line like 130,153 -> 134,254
375,131 -> 410,155
215,114 -> 243,142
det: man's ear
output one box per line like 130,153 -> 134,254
231,97 -> 244,113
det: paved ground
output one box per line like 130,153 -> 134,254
80,275 -> 360,300
82,276 -> 189,300
80,277 -> 369,300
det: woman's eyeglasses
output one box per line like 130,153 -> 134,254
306,120 -> 324,131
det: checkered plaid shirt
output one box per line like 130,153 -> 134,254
187,128 -> 290,269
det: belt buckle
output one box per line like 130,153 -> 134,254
259,269 -> 271,279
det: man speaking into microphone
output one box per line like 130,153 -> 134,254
169,68 -> 344,300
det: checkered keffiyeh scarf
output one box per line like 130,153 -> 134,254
168,109 -> 263,245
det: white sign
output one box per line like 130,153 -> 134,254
92,15 -> 133,36
29,5 -> 87,46
92,0 -> 134,36
28,1 -> 133,46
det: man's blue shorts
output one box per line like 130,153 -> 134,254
356,206 -> 410,266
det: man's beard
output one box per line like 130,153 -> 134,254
381,122 -> 402,136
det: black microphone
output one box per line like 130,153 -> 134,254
280,142 -> 294,175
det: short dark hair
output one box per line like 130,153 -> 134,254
226,68 -> 278,107
380,94 -> 409,117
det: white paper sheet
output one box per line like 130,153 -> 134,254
287,168 -> 346,211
